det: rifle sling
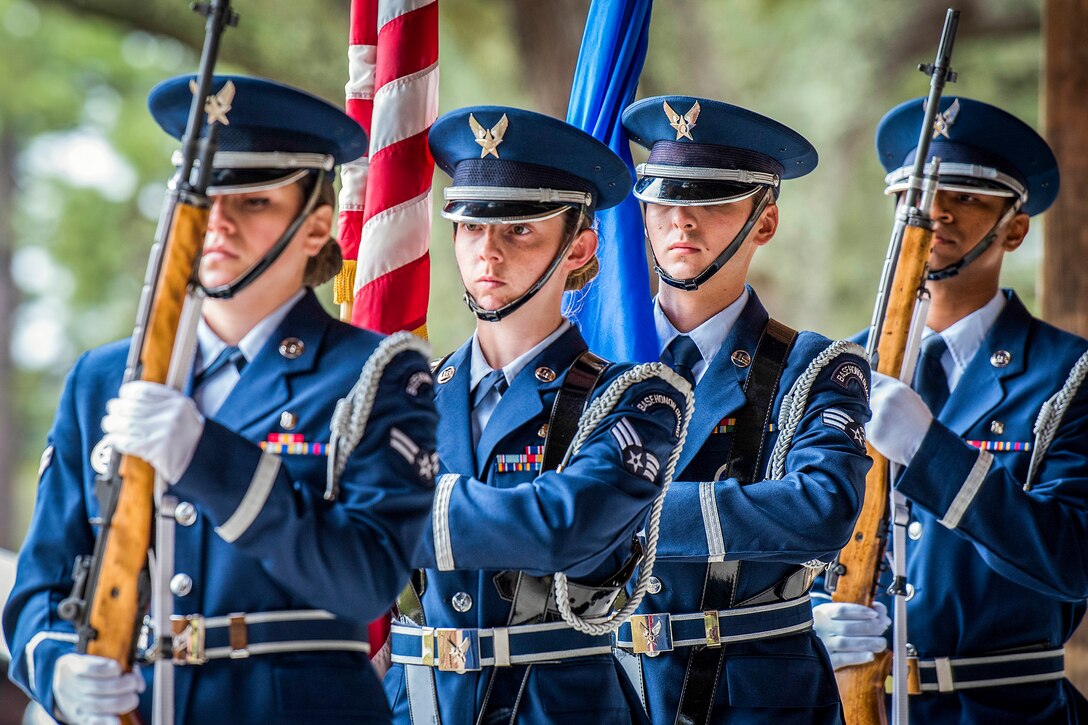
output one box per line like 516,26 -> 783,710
675,318 -> 796,725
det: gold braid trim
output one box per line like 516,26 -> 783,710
334,259 -> 356,305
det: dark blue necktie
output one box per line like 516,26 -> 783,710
472,368 -> 509,409
193,345 -> 247,390
913,334 -> 950,414
661,335 -> 702,386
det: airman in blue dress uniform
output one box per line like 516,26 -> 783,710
814,96 -> 1088,724
4,75 -> 438,724
613,96 -> 873,724
382,106 -> 692,725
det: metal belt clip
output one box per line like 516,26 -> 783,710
630,613 -> 673,656
703,610 -> 721,647
228,613 -> 249,659
420,627 -> 435,666
435,628 -> 480,673
170,615 -> 207,665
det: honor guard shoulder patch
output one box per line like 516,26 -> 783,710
831,360 -> 869,400
390,428 -> 438,483
612,418 -> 660,482
635,392 -> 683,438
260,433 -> 328,456
823,408 -> 866,449
405,370 -> 433,397
496,446 -> 544,473
38,446 -> 54,479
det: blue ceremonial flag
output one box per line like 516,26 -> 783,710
564,0 -> 657,363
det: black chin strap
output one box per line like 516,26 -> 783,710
651,186 -> 772,291
927,200 -> 1021,281
202,171 -> 323,299
462,208 -> 585,323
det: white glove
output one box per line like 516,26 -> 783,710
813,601 -> 892,670
867,372 -> 933,466
101,381 -> 204,483
53,653 -> 145,725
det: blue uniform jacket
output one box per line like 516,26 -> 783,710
632,290 -> 871,724
840,290 -> 1088,724
4,291 -> 438,724
384,325 -> 687,725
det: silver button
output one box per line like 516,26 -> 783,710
279,337 -> 305,359
174,502 -> 197,527
279,411 -> 298,430
904,583 -> 916,602
990,350 -> 1012,368
535,366 -> 557,383
451,591 -> 473,613
647,576 -> 662,595
907,521 -> 923,540
990,420 -> 1005,435
170,574 -> 193,597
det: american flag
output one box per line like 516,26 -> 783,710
337,0 -> 438,337
336,0 -> 439,659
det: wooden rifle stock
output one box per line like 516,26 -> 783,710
85,202 -> 208,668
833,224 -> 936,725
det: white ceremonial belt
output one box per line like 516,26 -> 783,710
390,621 -> 613,674
168,609 -> 370,665
907,648 -> 1066,694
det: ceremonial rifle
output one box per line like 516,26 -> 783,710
823,9 -> 960,725
57,2 -> 238,721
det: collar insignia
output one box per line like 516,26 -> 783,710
931,98 -> 960,140
469,112 -> 509,159
191,79 -> 236,126
664,100 -> 700,141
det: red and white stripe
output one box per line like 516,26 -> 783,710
336,0 -> 379,311
348,0 -> 438,335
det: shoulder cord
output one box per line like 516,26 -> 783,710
552,363 -> 694,635
1025,349 -> 1088,492
325,332 -> 433,501
766,339 -> 869,569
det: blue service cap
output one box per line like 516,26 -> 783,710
876,96 -> 1059,216
429,106 -> 632,223
148,74 -> 367,194
622,95 -> 817,206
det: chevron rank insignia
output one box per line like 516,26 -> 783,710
822,408 -> 866,449
390,428 -> 438,483
663,100 -> 700,141
612,418 -> 660,481
261,433 -> 328,456
469,112 -> 509,159
496,446 -> 544,473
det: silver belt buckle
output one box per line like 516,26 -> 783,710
629,613 -> 673,656
170,615 -> 207,665
435,628 -> 481,673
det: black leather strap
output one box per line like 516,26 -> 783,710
675,318 -> 797,725
541,350 -> 610,472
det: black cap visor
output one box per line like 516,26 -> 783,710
634,176 -> 763,206
441,199 -> 573,224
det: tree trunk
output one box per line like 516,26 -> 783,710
0,125 -> 19,550
508,0 -> 590,119
1042,0 -> 1088,694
